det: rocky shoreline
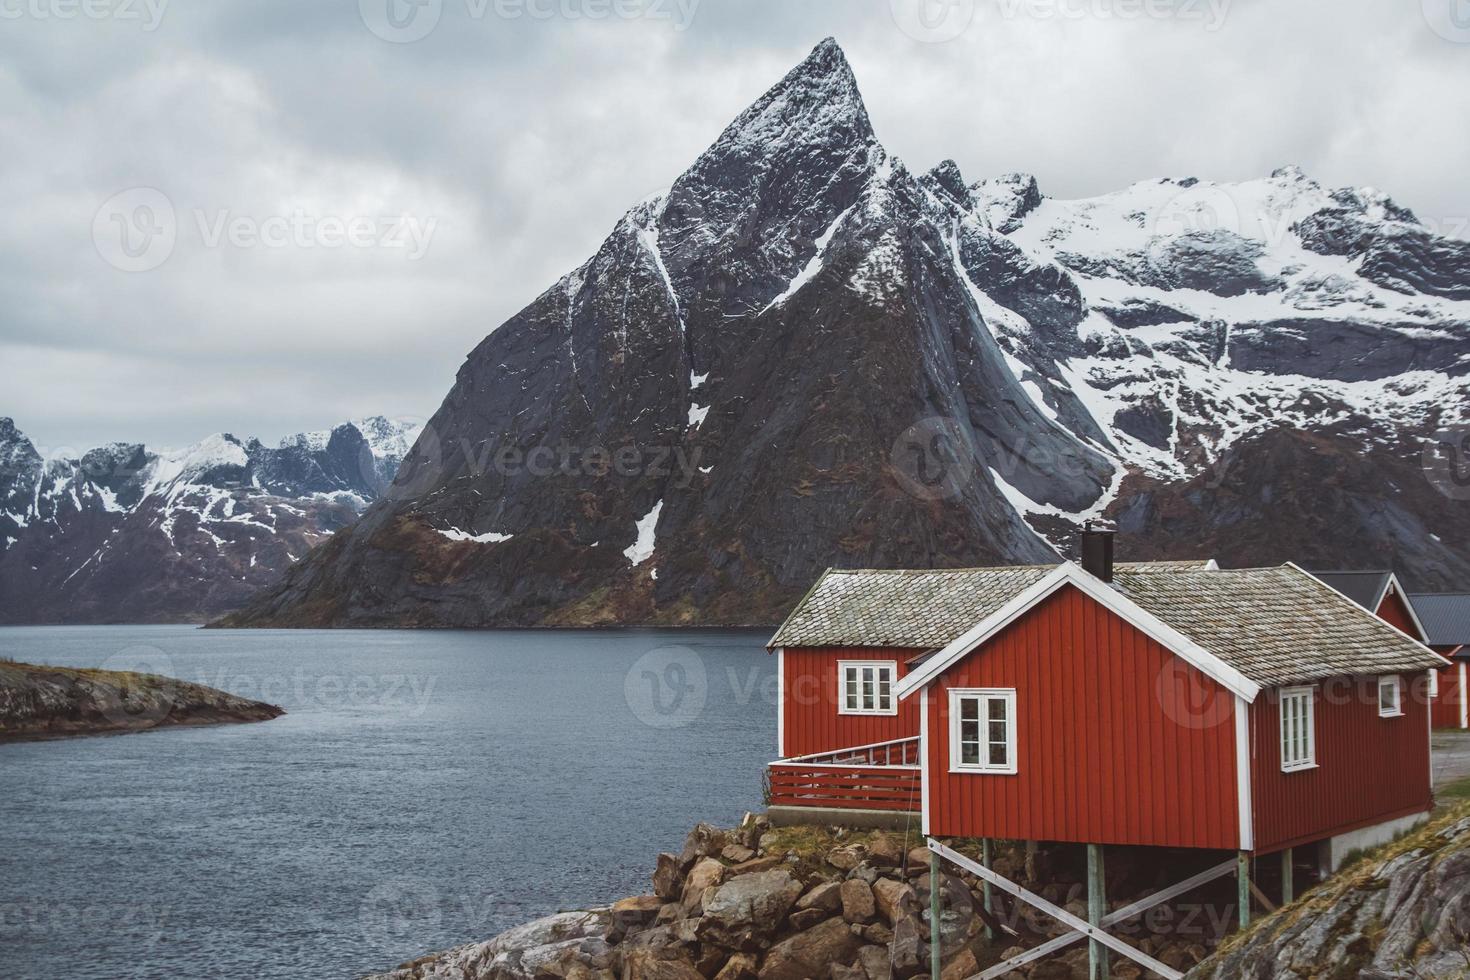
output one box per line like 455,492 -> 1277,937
365,819 -> 1240,980
0,659 -> 284,739
367,806 -> 1470,980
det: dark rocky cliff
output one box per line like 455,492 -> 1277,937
219,40 -> 1470,629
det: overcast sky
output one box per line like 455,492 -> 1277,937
3,0 -> 1467,453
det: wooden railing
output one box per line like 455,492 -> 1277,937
767,737 -> 922,812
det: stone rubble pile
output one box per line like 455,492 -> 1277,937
370,817 -> 1236,980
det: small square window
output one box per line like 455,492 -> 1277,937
838,662 -> 897,715
1378,676 -> 1403,718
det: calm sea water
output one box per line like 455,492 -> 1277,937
0,626 -> 776,980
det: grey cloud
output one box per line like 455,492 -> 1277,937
1,0 -> 1465,450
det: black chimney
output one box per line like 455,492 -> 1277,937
1081,524 -> 1115,582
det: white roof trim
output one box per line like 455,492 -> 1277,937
894,561 -> 1262,702
1383,574 -> 1431,645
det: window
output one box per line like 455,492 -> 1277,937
838,661 -> 897,715
950,689 -> 1018,774
1279,686 -> 1316,772
1378,676 -> 1403,718
1429,668 -> 1440,699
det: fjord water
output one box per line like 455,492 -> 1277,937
0,626 -> 775,980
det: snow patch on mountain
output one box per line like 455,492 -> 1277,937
624,499 -> 663,566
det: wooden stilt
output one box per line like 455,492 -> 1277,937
1281,847 -> 1294,905
981,838 -> 995,942
929,850 -> 941,980
1088,844 -> 1108,980
1237,851 -> 1251,929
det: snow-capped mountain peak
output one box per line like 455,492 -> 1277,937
0,415 -> 417,623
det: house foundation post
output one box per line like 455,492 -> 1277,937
929,850 -> 941,980
1237,851 -> 1251,929
1281,848 -> 1294,905
1088,844 -> 1108,980
981,838 -> 994,942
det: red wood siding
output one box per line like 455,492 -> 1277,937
1376,590 -> 1421,640
924,585 -> 1241,850
1432,655 -> 1467,730
1249,673 -> 1433,853
780,647 -> 921,757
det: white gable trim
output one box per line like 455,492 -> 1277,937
894,562 -> 1261,702
1382,575 -> 1431,645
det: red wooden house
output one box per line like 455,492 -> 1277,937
1408,593 -> 1470,729
768,537 -> 1445,976
1308,570 -> 1467,728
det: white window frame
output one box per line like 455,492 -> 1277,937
837,660 -> 898,716
1429,667 -> 1439,699
1279,685 -> 1317,773
949,688 -> 1018,775
1378,675 -> 1403,718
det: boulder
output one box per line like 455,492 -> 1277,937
693,945 -> 727,977
831,965 -> 866,980
726,856 -> 785,877
906,847 -> 931,869
622,948 -> 705,980
827,845 -> 866,871
757,918 -> 864,980
867,835 -> 903,867
696,870 -> 805,950
721,843 -> 756,864
611,896 -> 664,936
860,922 -> 893,945
788,907 -> 829,930
872,879 -> 917,925
938,948 -> 977,980
681,859 -> 728,914
840,879 -> 876,923
888,915 -> 923,978
856,944 -> 892,980
654,853 -> 684,900
680,824 -> 728,869
796,880 -> 844,914
712,952 -> 758,980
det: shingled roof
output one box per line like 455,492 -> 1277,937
770,560 -> 1443,691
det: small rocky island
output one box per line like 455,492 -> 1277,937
0,659 -> 284,739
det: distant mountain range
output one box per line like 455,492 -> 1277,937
26,38 -> 1470,629
0,416 -> 420,623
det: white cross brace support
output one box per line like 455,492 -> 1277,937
974,857 -> 1239,978
926,839 -> 1186,980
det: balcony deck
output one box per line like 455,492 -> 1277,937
767,737 -> 922,819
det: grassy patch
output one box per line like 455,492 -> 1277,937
1437,776 -> 1470,804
